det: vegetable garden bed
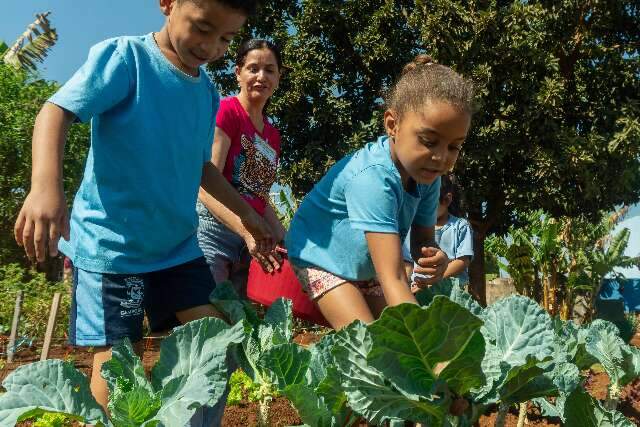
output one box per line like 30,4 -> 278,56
1,282 -> 639,426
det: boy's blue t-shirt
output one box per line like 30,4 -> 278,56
285,136 -> 440,281
49,34 -> 219,273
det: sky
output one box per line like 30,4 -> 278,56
0,1 -> 163,83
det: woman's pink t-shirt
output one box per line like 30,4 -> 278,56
215,96 -> 281,216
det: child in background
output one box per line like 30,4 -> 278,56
285,55 -> 475,329
405,174 -> 474,288
14,0 -> 270,425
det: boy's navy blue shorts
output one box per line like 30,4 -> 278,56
69,257 -> 215,346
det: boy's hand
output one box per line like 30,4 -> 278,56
242,232 -> 282,273
413,247 -> 448,288
240,209 -> 275,255
14,187 -> 70,263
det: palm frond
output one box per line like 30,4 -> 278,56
3,12 -> 57,72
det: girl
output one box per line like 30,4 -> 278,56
197,39 -> 286,297
405,175 -> 474,288
285,55 -> 475,329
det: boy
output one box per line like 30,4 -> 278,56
14,0 -> 267,425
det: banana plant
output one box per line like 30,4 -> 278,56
3,12 -> 57,72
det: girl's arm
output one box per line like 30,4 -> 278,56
15,103 -> 74,262
410,225 -> 448,286
366,232 -> 417,306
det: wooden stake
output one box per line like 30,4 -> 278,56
7,290 -> 24,363
40,292 -> 61,361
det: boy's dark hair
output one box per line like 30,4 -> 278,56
386,54 -> 475,118
236,39 -> 282,70
179,0 -> 258,16
440,174 -> 465,217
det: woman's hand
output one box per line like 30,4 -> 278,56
412,247 -> 448,288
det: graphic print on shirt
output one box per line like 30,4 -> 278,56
234,133 -> 278,200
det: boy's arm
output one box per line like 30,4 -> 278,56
263,202 -> 286,243
15,103 -> 75,262
410,224 -> 448,287
200,162 -> 274,252
443,256 -> 471,278
366,232 -> 417,306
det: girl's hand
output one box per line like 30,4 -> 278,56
15,186 -> 70,263
413,247 -> 448,288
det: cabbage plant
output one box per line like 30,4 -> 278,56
210,282 -> 311,426
0,317 -> 244,426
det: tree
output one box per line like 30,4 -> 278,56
0,12 -> 88,270
210,1 -> 640,304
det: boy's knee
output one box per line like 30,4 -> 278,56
176,304 -> 227,325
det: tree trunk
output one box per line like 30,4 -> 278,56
469,231 -> 487,306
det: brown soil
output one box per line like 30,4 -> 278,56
4,327 -> 640,427
478,403 -> 560,427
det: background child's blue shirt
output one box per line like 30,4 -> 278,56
403,214 -> 474,283
285,136 -> 440,281
49,34 -> 219,273
436,215 -> 474,283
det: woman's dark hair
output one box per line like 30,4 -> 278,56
236,39 -> 283,71
386,54 -> 475,118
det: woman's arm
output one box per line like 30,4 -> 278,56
366,232 -> 417,306
198,127 -> 246,233
199,126 -> 280,270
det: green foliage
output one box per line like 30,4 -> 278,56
2,12 -> 57,72
32,412 -> 74,427
209,0 -> 640,234
0,63 -> 89,267
0,263 -> 70,339
0,318 -> 245,427
228,369 -> 262,405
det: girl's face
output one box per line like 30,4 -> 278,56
385,101 -> 471,185
437,193 -> 452,218
236,48 -> 281,103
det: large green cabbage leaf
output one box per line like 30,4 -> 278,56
0,360 -> 109,426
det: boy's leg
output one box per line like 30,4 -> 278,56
69,267 -> 148,413
147,257 -> 231,427
89,341 -> 144,411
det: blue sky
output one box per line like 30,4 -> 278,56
0,1 -> 163,83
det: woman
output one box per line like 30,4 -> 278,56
197,39 -> 285,297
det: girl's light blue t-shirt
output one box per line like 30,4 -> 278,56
49,34 -> 219,273
285,136 -> 440,281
